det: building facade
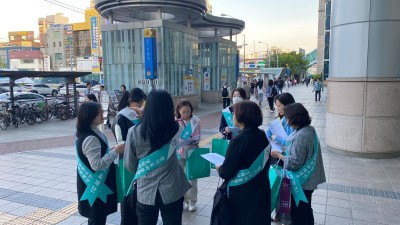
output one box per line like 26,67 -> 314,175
9,50 -> 44,71
95,0 -> 244,104
316,0 -> 331,79
38,13 -> 69,48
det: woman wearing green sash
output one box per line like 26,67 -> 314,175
219,88 -> 246,140
112,88 -> 146,225
124,90 -> 191,225
217,101 -> 271,225
76,102 -> 125,225
271,103 -> 326,225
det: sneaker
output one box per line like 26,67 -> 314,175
183,202 -> 189,210
270,110 -> 275,113
188,202 -> 197,212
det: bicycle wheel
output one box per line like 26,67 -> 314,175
26,113 -> 36,125
0,115 -> 9,130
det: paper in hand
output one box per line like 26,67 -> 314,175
201,153 -> 225,166
270,141 -> 283,153
269,118 -> 289,140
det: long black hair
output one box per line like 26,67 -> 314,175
76,102 -> 101,135
117,91 -> 130,111
140,90 -> 178,151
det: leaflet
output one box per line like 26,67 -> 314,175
269,118 -> 288,140
201,153 -> 225,166
270,141 -> 283,153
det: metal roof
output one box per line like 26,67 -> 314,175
0,71 -> 92,80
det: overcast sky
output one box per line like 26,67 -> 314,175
0,0 -> 319,53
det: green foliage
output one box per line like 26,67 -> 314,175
269,51 -> 309,75
0,56 -> 7,68
311,74 -> 321,80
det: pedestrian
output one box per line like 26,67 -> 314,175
265,79 -> 277,112
309,78 -> 314,86
83,81 -> 92,97
312,78 -> 324,101
250,80 -> 255,96
221,82 -> 231,109
75,102 -> 125,225
271,103 -> 326,225
306,77 -> 310,87
216,101 -> 271,225
98,85 -> 105,102
112,88 -> 146,225
85,93 -> 97,102
175,99 -> 201,212
257,81 -> 264,106
285,78 -> 290,92
265,93 -> 296,223
120,85 -> 127,94
124,90 -> 191,225
276,77 -> 284,94
242,81 -> 251,100
219,88 -> 246,140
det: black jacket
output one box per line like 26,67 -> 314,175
76,130 -> 117,219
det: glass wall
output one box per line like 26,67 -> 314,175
102,26 -> 198,96
199,41 -> 237,91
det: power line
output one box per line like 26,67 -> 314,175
44,0 -> 99,17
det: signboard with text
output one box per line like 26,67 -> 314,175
144,29 -> 157,79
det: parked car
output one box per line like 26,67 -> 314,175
0,92 -> 46,111
22,83 -> 58,97
59,83 -> 88,102
0,83 -> 23,92
0,87 -> 7,94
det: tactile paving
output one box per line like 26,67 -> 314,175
59,202 -> 78,215
39,212 -> 70,224
24,209 -> 53,220
4,218 -> 35,225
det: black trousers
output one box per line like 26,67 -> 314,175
278,88 -> 283,94
88,215 -> 107,225
136,192 -> 184,225
223,98 -> 230,108
315,91 -> 321,101
267,97 -> 274,110
121,193 -> 138,225
291,190 -> 314,225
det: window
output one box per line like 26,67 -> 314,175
53,42 -> 56,47
54,53 -> 63,61
59,41 -> 62,47
325,31 -> 330,46
22,59 -> 34,64
324,46 -> 330,60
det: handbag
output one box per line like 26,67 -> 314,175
186,148 -> 211,180
210,182 -> 230,225
269,162 -> 283,213
278,170 -> 291,214
211,138 -> 229,169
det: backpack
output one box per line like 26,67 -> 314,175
271,85 -> 278,96
222,87 -> 228,97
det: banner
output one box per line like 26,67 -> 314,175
144,29 -> 157,79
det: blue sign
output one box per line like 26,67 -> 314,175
286,68 -> 291,75
91,17 -> 98,49
144,29 -> 157,79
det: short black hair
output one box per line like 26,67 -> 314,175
120,84 -> 126,90
76,102 -> 101,135
268,79 -> 273,86
86,82 -> 91,86
275,93 -> 295,106
86,93 -> 97,102
231,87 -> 246,99
285,103 -> 311,129
175,99 -> 193,119
233,101 -> 263,128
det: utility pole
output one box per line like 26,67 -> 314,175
243,34 -> 246,71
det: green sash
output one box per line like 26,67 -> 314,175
286,132 -> 319,206
75,136 -> 113,207
126,128 -> 182,196
227,146 -> 270,197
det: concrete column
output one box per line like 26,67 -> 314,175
108,13 -> 113,24
327,0 -> 400,158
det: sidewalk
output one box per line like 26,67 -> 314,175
0,85 -> 399,225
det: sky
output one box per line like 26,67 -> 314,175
0,0 -> 319,53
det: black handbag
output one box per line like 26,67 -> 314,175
210,182 -> 230,225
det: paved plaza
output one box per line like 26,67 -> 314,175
0,84 -> 400,225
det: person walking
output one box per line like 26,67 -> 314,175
175,100 -> 201,212
256,81 -> 264,106
75,102 -> 125,225
112,88 -> 146,225
124,90 -> 191,225
221,82 -> 231,109
83,82 -> 92,97
276,77 -> 284,94
242,81 -> 251,100
216,101 -> 271,225
313,78 -> 324,101
271,103 -> 326,225
285,78 -> 290,92
219,88 -> 246,140
265,79 -> 277,112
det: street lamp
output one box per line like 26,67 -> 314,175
258,41 -> 270,68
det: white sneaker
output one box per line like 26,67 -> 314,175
183,202 -> 189,210
188,202 -> 197,212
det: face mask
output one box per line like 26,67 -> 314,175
232,96 -> 243,104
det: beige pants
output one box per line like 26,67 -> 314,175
178,158 -> 198,205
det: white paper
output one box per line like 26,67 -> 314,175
270,141 -> 283,153
201,153 -> 225,166
269,118 -> 289,140
229,126 -> 240,138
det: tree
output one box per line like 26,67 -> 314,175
269,51 -> 309,77
0,56 -> 6,68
